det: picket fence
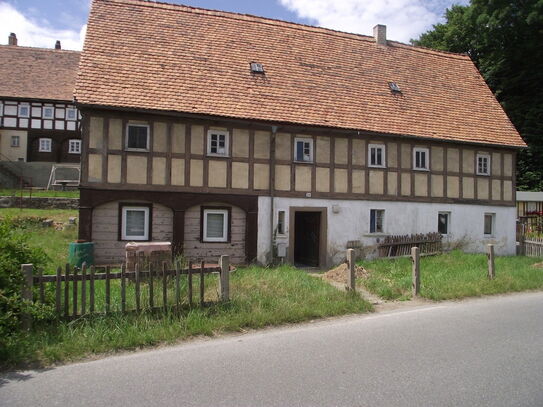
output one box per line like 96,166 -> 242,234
377,232 -> 443,258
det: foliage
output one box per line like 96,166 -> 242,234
360,250 -> 543,301
412,0 -> 543,191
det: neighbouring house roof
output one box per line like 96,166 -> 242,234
0,45 -> 80,102
517,192 -> 543,202
75,0 -> 526,148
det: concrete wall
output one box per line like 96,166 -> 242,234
257,196 -> 516,266
0,196 -> 78,209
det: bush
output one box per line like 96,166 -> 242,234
0,217 -> 53,358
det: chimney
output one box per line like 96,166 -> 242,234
55,40 -> 61,50
373,24 -> 387,46
8,33 -> 17,46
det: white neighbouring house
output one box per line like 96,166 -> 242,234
74,0 -> 525,267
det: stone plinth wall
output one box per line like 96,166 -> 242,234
0,196 -> 79,209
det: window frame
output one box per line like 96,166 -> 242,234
18,104 -> 30,118
10,135 -> 20,148
38,138 -> 52,152
476,153 -> 491,176
369,209 -> 385,234
201,206 -> 231,243
413,147 -> 430,171
68,139 -> 82,154
277,210 -> 286,235
125,123 -> 150,152
119,203 -> 152,241
438,211 -> 451,235
66,108 -> 77,121
42,106 -> 54,119
368,144 -> 386,168
484,213 -> 495,236
293,137 -> 314,163
206,129 -> 230,157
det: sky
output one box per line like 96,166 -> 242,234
0,0 -> 469,51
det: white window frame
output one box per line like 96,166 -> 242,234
368,144 -> 386,168
125,123 -> 150,151
277,210 -> 286,235
18,104 -> 30,118
10,135 -> 20,148
42,106 -> 54,119
476,154 -> 491,176
484,213 -> 495,237
66,108 -> 77,121
203,209 -> 229,242
369,209 -> 385,234
294,137 -> 314,163
206,130 -> 230,156
38,138 -> 52,152
413,147 -> 430,171
121,206 -> 150,241
438,211 -> 451,235
68,139 -> 81,154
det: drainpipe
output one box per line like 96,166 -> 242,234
270,125 -> 278,264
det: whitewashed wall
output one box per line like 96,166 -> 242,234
257,196 -> 516,265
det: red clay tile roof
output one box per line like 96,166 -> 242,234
75,0 -> 525,147
0,45 -> 80,102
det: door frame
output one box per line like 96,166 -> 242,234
288,207 -> 327,268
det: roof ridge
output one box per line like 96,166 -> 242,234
97,0 -> 470,60
0,44 -> 80,54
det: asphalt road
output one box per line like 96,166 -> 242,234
2,292 -> 543,407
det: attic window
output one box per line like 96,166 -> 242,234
389,82 -> 401,93
250,62 -> 265,74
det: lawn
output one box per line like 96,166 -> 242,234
0,188 -> 79,198
360,250 -> 543,301
2,266 -> 371,368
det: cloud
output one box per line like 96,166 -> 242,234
278,0 -> 451,43
0,2 -> 85,50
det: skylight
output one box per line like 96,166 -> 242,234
250,62 -> 265,74
389,82 -> 401,93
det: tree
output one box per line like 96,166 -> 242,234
412,0 -> 543,190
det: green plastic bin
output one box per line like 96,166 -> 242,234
68,242 -> 95,268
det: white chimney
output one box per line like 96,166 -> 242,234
373,25 -> 387,46
8,33 -> 17,46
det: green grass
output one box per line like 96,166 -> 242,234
360,250 -> 543,301
2,266 -> 372,368
0,208 -> 78,270
0,189 -> 79,198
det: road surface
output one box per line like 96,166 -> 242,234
2,292 -> 543,406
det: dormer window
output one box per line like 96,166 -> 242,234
250,62 -> 264,74
207,130 -> 229,156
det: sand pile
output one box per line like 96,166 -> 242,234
323,262 -> 369,284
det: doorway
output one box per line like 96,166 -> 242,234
289,207 -> 327,268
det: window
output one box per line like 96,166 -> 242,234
10,135 -> 20,147
477,154 -> 490,176
66,108 -> 77,120
38,138 -> 52,152
207,130 -> 229,156
277,211 -> 286,235
294,137 -> 313,162
438,212 -> 450,235
121,206 -> 150,241
18,104 -> 29,118
370,209 -> 385,233
126,124 -> 149,150
413,147 -> 429,170
368,144 -> 385,167
202,208 -> 229,242
484,213 -> 495,236
68,139 -> 81,154
43,107 -> 54,119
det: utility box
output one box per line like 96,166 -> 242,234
276,243 -> 287,258
125,242 -> 172,271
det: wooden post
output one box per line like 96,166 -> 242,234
219,255 -> 230,302
81,263 -> 87,315
200,260 -> 205,306
135,263 -> 141,313
487,244 -> 495,280
73,266 -> 78,317
162,261 -> 168,312
64,264 -> 70,318
21,264 -> 33,330
149,263 -> 154,309
175,260 -> 180,309
188,261 -> 193,306
105,266 -> 111,314
411,247 -> 420,297
89,265 -> 95,313
121,263 -> 126,313
55,266 -> 62,314
346,249 -> 356,291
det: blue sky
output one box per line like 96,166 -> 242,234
0,0 -> 468,50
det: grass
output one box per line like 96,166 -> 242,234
2,266 -> 372,368
360,250 -> 543,301
0,188 -> 79,198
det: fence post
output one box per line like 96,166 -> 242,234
487,244 -> 495,280
21,264 -> 33,330
411,247 -> 420,297
346,249 -> 356,292
219,255 -> 230,301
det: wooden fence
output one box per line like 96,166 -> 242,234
521,237 -> 543,257
21,255 -> 231,325
377,233 -> 443,258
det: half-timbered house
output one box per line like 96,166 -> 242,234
75,0 -> 525,266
